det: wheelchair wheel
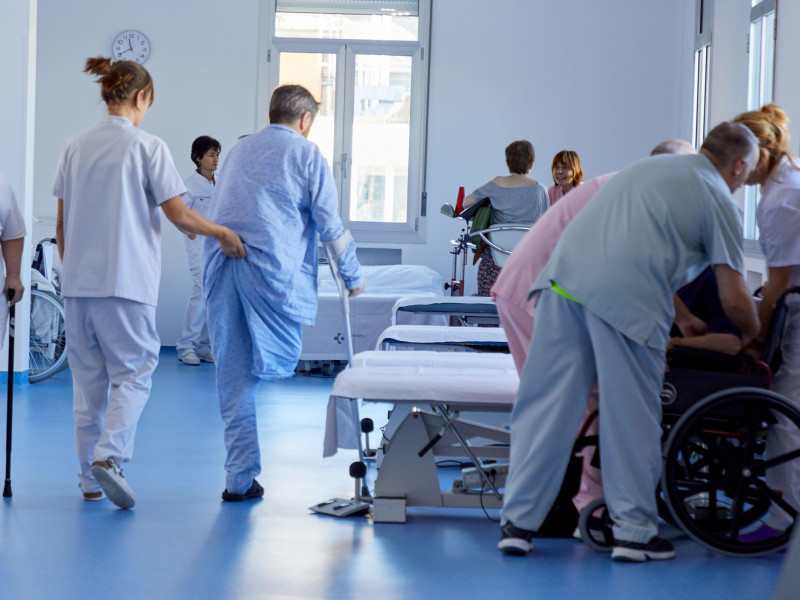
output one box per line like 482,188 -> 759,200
578,498 -> 614,553
662,387 -> 800,556
28,289 -> 68,383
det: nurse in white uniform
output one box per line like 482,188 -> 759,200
735,104 -> 800,537
176,136 -> 221,366
0,175 -> 27,346
53,57 -> 246,509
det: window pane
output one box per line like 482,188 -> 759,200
278,52 -> 337,167
748,18 -> 763,110
349,54 -> 411,223
762,11 -> 775,105
744,186 -> 760,240
276,12 -> 418,40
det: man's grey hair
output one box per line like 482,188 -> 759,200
269,84 -> 320,125
700,121 -> 759,167
650,139 -> 696,156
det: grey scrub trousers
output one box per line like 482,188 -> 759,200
501,289 -> 666,543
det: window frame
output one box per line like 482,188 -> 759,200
743,0 -> 777,252
692,0 -> 713,149
257,0 -> 431,244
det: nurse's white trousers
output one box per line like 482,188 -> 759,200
176,237 -> 210,353
65,297 -> 160,494
501,290 -> 665,544
766,298 -> 800,529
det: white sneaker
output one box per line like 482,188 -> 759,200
197,350 -> 214,363
177,348 -> 201,366
91,458 -> 136,509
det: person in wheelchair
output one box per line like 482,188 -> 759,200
669,266 -> 742,356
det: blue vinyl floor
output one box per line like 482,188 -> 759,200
0,348 -> 787,599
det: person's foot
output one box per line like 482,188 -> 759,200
91,458 -> 136,509
177,348 -> 201,365
82,490 -> 105,501
497,521 -> 536,555
222,480 -> 264,502
197,349 -> 214,363
611,536 -> 675,562
739,523 -> 782,543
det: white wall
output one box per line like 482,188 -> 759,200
34,0 -> 696,342
34,0 -> 260,343
1,0 -> 37,372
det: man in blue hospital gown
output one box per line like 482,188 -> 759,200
498,122 -> 762,561
204,85 -> 365,501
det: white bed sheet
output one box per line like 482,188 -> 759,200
377,325 -> 507,349
301,265 -> 445,361
324,351 -> 518,456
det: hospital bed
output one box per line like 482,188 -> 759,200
392,295 -> 499,326
299,264 -> 445,367
323,350 -> 517,522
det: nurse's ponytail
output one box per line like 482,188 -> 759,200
84,56 -> 154,109
733,104 -> 795,179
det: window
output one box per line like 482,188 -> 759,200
744,0 -> 777,245
259,0 -> 431,243
692,0 -> 713,148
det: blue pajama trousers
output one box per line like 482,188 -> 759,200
501,289 -> 665,543
206,259 -> 302,494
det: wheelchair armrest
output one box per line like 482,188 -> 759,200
761,286 -> 800,373
667,346 -> 757,372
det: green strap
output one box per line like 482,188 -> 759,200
550,280 -> 581,304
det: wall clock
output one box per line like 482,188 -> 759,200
112,30 -> 150,64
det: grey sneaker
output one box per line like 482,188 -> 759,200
611,536 -> 675,562
497,521 -> 536,555
91,458 -> 136,509
177,348 -> 201,366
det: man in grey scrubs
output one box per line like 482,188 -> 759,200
498,122 -> 762,562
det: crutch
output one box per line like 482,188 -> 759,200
309,232 -> 371,517
4,289 -> 15,498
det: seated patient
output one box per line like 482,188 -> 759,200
670,266 -> 743,355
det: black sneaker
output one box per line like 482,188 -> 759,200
222,480 -> 265,502
497,521 -> 536,555
611,536 -> 675,562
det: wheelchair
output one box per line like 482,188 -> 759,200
28,238 -> 68,383
578,287 -> 800,557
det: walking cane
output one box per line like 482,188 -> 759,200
4,289 -> 15,498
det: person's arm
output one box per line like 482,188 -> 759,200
0,237 -> 24,306
714,264 -> 759,342
756,265 -> 794,342
462,194 -> 478,209
160,196 -> 246,258
668,333 -> 742,355
673,294 -> 708,338
56,198 -> 65,261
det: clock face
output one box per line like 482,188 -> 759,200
113,30 -> 150,64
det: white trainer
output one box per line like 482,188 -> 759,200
177,348 -> 201,366
91,458 -> 136,509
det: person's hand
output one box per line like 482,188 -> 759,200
676,314 -> 708,338
4,278 -> 24,307
219,228 -> 247,258
348,278 -> 366,297
667,337 -> 681,351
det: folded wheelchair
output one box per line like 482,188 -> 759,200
579,287 -> 800,557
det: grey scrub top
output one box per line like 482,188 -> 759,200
470,181 -> 549,225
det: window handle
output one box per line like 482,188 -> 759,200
341,152 -> 349,180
